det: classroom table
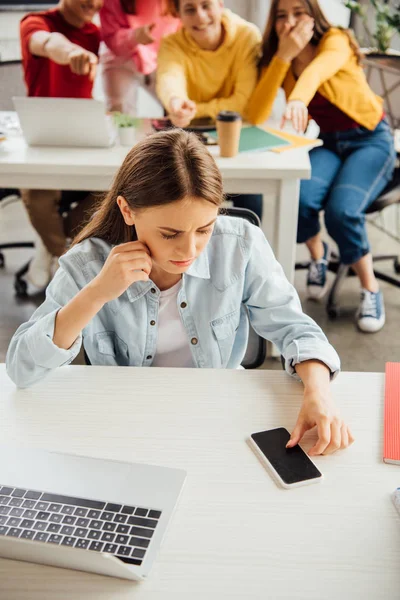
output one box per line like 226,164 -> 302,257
0,363 -> 399,599
0,114 -> 311,282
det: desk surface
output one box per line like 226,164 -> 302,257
0,115 -> 311,192
0,364 -> 399,600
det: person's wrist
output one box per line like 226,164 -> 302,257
303,383 -> 331,397
67,44 -> 80,58
66,49 -> 75,64
302,376 -> 332,404
85,279 -> 108,308
169,96 -> 180,109
276,49 -> 294,63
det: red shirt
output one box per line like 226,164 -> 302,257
308,92 -> 360,134
20,9 -> 101,98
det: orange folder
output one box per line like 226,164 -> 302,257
259,126 -> 323,153
383,362 -> 400,464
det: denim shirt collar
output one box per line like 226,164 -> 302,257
126,281 -> 153,303
126,250 -> 210,303
185,250 -> 210,279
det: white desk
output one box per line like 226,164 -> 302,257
0,118 -> 311,282
0,364 -> 399,599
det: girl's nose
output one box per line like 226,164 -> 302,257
178,235 -> 196,258
196,9 -> 209,24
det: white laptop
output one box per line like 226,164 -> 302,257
0,446 -> 186,581
13,97 -> 117,148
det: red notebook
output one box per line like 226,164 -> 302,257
383,362 -> 400,464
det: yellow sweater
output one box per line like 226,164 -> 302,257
156,9 -> 261,119
247,28 -> 383,130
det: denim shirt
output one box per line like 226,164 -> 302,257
6,216 -> 340,387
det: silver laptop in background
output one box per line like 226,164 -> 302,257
13,97 -> 117,148
0,446 -> 186,581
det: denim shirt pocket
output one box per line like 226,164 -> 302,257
95,331 -> 130,366
211,308 -> 241,366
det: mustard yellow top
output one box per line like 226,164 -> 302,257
246,28 -> 383,130
156,9 -> 261,119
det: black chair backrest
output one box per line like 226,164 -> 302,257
366,166 -> 400,214
221,206 -> 261,227
222,206 -> 266,369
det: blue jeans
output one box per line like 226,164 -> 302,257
297,119 -> 396,265
227,194 -> 263,220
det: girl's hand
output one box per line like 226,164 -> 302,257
169,96 -> 197,128
282,99 -> 308,133
133,23 -> 156,45
89,241 -> 152,303
287,386 -> 355,456
277,16 -> 315,63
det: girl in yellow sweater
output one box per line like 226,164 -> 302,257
156,0 -> 263,218
157,0 -> 261,126
247,0 -> 396,333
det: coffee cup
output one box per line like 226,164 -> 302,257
216,111 -> 242,157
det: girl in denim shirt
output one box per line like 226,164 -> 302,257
7,129 -> 353,456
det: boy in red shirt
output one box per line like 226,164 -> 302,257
19,0 -> 102,289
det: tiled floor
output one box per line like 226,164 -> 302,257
1,195 -> 399,371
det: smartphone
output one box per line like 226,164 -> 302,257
151,117 -> 215,133
248,427 -> 323,489
151,118 -> 174,132
185,117 -> 215,131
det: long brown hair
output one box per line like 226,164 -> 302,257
73,130 -> 224,247
259,0 -> 361,70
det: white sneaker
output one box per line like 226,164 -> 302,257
26,236 -> 53,290
356,289 -> 385,333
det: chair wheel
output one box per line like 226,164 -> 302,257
14,277 -> 28,297
394,257 -> 400,274
0,253 -> 4,268
327,306 -> 339,319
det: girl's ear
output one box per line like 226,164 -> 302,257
117,195 -> 135,226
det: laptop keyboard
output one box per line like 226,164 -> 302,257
0,485 -> 162,566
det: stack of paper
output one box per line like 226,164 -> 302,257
260,126 -> 323,153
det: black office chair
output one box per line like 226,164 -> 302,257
0,190 -> 34,269
0,61 -> 35,270
0,61 -> 95,296
222,206 -> 267,369
13,190 -> 94,297
295,165 -> 400,318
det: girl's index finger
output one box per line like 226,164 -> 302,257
113,241 -> 150,254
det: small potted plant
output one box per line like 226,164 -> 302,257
112,112 -> 139,146
344,0 -> 400,53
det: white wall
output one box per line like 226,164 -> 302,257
227,0 -> 350,29
0,10 -> 26,60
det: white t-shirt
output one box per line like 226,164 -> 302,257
152,280 -> 195,368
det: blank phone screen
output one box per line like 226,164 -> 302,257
251,428 -> 322,485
